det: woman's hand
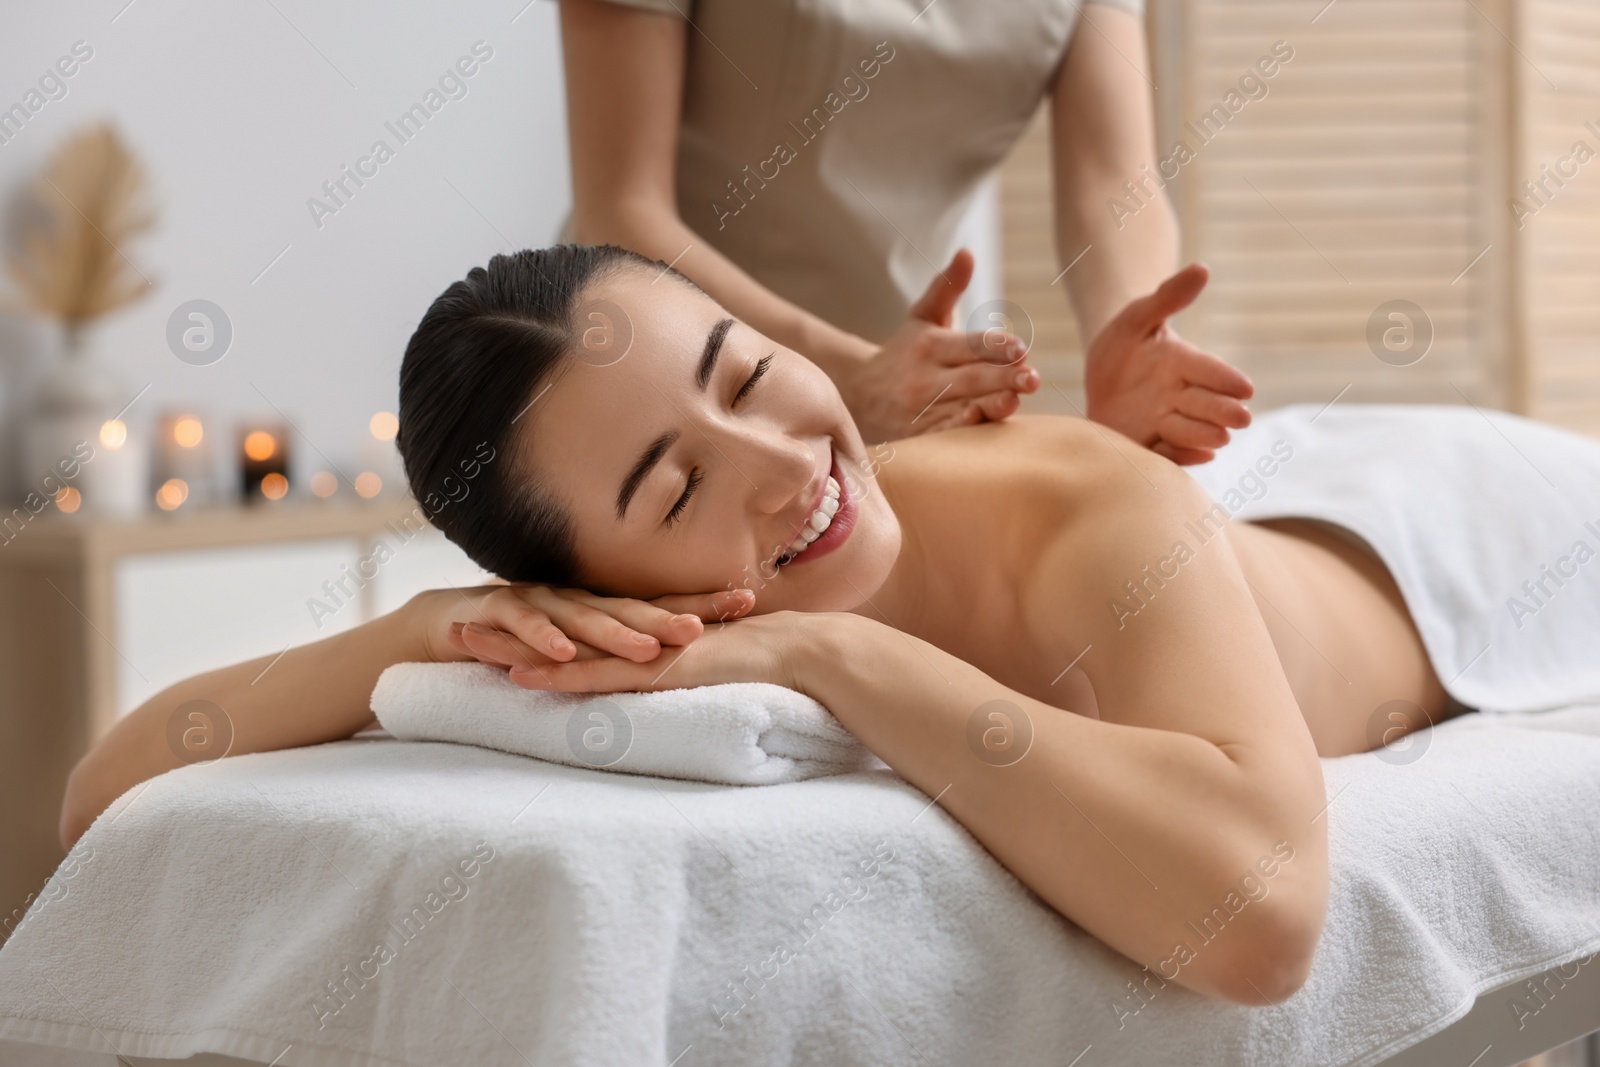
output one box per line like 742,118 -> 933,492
1084,263 -> 1254,466
407,583 -> 758,679
501,610 -> 812,694
838,248 -> 1041,443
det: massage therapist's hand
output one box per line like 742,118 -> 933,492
839,248 -> 1041,443
408,583 -> 758,674
1084,262 -> 1255,466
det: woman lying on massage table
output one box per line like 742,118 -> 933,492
59,244 -> 1469,1009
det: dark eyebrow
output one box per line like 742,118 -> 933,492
616,429 -> 679,520
697,317 -> 735,390
615,318 -> 736,521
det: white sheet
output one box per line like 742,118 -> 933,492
1,708 -> 1597,1067
1183,402 -> 1600,714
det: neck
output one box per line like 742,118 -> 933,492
845,463 -> 931,638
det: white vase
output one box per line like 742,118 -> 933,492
21,328 -> 148,519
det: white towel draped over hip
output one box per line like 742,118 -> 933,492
1184,403 -> 1600,714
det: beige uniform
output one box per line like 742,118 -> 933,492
565,0 -> 1143,342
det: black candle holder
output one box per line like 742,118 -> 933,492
239,422 -> 290,503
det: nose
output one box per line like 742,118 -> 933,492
721,423 -> 816,515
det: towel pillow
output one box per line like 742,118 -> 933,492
370,661 -> 886,785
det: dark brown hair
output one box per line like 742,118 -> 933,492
396,244 -> 680,584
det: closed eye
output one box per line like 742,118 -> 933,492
734,353 -> 772,405
664,353 -> 769,528
665,468 -> 701,527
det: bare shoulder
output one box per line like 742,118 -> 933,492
901,412 -> 1133,455
892,413 -> 1184,495
1012,419 -> 1317,765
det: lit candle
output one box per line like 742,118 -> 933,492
155,478 -> 189,512
309,470 -> 339,501
239,421 -> 291,503
153,411 -> 215,510
78,418 -> 149,518
356,410 -> 404,500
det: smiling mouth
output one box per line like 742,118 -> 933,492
771,449 -> 858,570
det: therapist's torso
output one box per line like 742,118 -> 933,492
570,0 -> 1140,341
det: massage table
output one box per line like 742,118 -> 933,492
3,404 -> 1598,1066
0,702 -> 1597,1067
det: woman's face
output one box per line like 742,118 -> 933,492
516,267 -> 902,614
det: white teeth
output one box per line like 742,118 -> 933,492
777,474 -> 845,565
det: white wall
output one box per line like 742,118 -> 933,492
0,0 -> 574,498
0,1 -> 1006,501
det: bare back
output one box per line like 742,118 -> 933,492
874,415 -> 1458,757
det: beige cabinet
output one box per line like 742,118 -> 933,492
0,503 -> 487,947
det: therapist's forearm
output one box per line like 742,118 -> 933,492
571,202 -> 875,376
1056,175 -> 1182,343
59,603 -> 425,849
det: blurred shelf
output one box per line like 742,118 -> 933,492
0,498 -> 431,563
0,494 -> 439,947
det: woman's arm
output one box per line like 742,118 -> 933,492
60,604 -> 420,849
1050,4 -> 1254,464
787,613 -> 1326,1006
557,0 -> 1037,441
58,583 -> 749,849
499,588 -> 1328,1004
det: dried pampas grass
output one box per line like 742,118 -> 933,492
3,120 -> 158,343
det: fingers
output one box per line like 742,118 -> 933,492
509,646 -> 678,693
968,389 -> 1023,423
1177,346 -> 1255,402
908,248 -> 974,328
648,587 -> 755,624
956,310 -> 1029,368
1151,440 -> 1217,466
449,621 -> 513,666
1157,409 -> 1231,452
498,585 -> 755,664
447,584 -> 740,683
920,327 -> 1026,369
1120,263 -> 1210,338
450,621 -> 556,678
1152,383 -> 1248,463
910,360 -> 1038,434
541,598 -> 673,661
479,588 -> 658,663
471,595 -> 580,662
922,389 -> 1019,433
945,359 -> 1040,398
920,396 -> 982,433
563,590 -> 706,646
1174,382 -> 1251,433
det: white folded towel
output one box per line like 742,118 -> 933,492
370,660 -> 886,785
